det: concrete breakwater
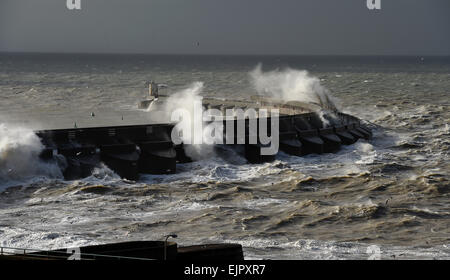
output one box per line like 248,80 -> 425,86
35,97 -> 372,180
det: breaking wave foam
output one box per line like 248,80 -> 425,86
0,124 -> 62,189
250,64 -> 339,111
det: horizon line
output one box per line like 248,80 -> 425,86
1,51 -> 449,58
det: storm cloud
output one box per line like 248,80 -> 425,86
0,0 -> 449,55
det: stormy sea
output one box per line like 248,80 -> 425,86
0,54 -> 449,259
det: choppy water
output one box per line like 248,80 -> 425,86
0,54 -> 449,259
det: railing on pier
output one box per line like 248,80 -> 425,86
0,246 -> 156,260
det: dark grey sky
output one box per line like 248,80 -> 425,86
0,0 -> 449,55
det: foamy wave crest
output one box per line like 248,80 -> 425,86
250,64 -> 339,111
151,82 -> 217,160
0,123 -> 62,186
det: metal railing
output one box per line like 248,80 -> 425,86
0,246 -> 156,261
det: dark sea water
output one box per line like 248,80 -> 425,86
0,54 -> 449,259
